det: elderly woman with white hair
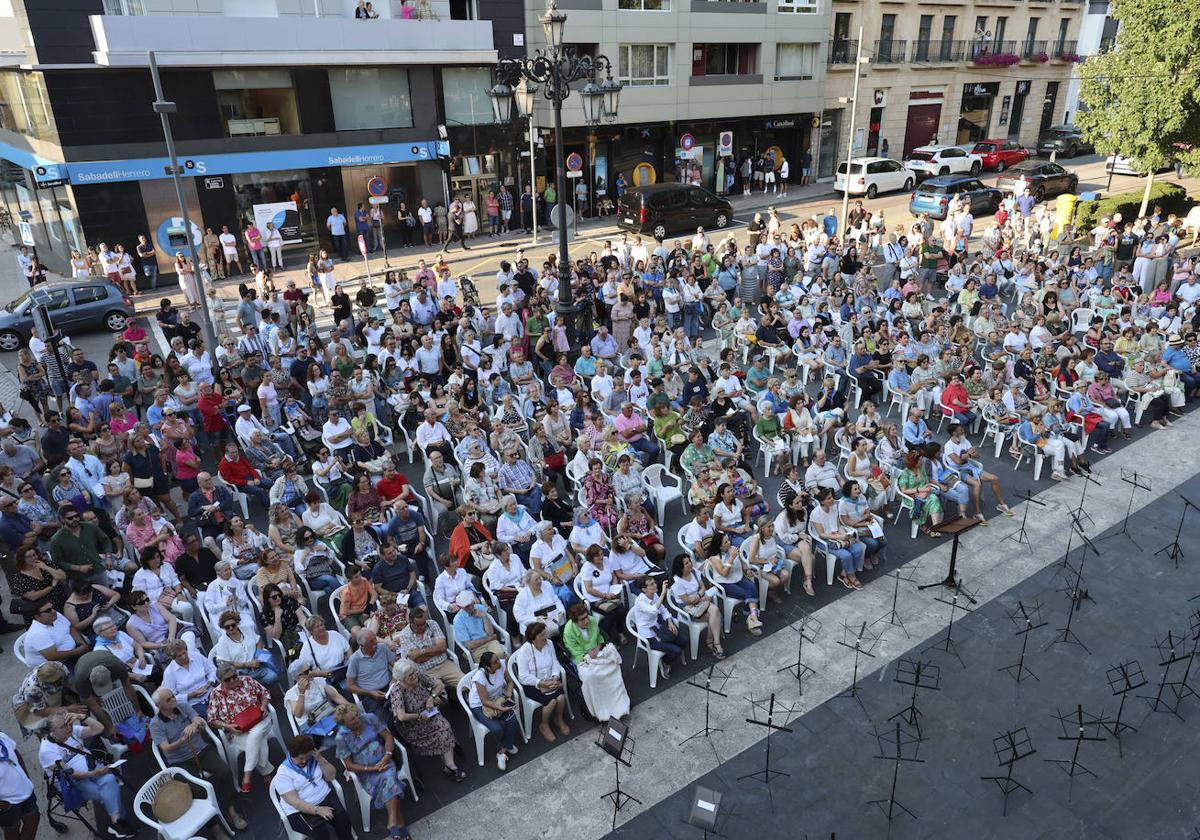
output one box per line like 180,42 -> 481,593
203,560 -> 256,631
92,615 -> 156,683
513,569 -> 566,636
388,658 -> 467,782
495,494 -> 538,561
529,519 -> 579,606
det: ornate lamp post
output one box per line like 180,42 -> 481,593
487,0 -> 622,339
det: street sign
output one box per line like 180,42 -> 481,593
367,176 -> 387,197
565,152 -> 584,172
358,234 -> 368,256
368,196 -> 390,205
18,221 -> 34,247
718,131 -> 734,156
680,133 -> 696,152
567,171 -> 584,178
204,177 -> 225,189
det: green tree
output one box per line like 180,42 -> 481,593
1076,0 -> 1200,171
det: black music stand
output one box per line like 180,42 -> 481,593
1068,469 -> 1102,530
679,665 -> 733,751
1045,705 -> 1106,802
980,727 -> 1036,816
777,609 -> 822,696
917,515 -> 981,602
1140,629 -> 1195,720
1098,660 -> 1148,758
873,564 -> 921,639
1105,469 -> 1150,548
597,717 -> 640,831
866,722 -> 923,822
887,657 -> 941,740
739,694 -> 796,785
1046,526 -> 1099,654
837,620 -> 883,719
683,786 -> 736,840
1155,492 -> 1200,569
1002,488 -> 1046,551
999,600 -> 1048,685
922,580 -> 976,669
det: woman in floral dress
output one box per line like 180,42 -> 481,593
583,458 -> 618,529
388,659 -> 467,781
333,706 -> 409,834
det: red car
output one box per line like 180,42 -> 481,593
971,139 -> 1031,172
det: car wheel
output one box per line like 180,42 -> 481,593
715,212 -> 729,229
105,311 -> 129,332
1065,145 -> 1078,159
1034,186 -> 1046,202
1069,178 -> 1079,194
939,166 -> 950,176
970,162 -> 982,175
865,184 -> 878,199
0,330 -> 20,352
652,223 -> 667,240
996,160 -> 1006,173
903,178 -> 914,192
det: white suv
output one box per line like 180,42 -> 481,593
903,145 -> 983,179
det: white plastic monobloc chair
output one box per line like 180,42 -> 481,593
625,609 -> 666,690
134,768 -> 235,840
643,463 -> 686,521
268,774 -> 349,840
508,650 -> 574,743
456,669 -> 493,767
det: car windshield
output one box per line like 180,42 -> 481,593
921,184 -> 955,195
908,151 -> 934,161
1045,130 -> 1074,139
4,288 -> 32,313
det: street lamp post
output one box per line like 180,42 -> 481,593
487,0 -> 621,341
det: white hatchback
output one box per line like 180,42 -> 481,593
834,157 -> 915,198
903,145 -> 983,179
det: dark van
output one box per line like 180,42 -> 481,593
616,184 -> 733,240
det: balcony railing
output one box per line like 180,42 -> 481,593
873,39 -> 907,64
1020,39 -> 1049,60
912,39 -> 968,62
828,38 -> 857,65
1052,39 -> 1079,59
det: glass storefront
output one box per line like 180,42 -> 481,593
232,169 -> 319,255
819,109 -> 842,180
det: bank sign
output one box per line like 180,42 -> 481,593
61,141 -> 449,186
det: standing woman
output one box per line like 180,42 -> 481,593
175,252 -> 200,308
16,347 -> 49,419
123,424 -> 181,521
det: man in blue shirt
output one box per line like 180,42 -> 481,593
368,542 -> 424,605
902,406 -> 933,450
1094,338 -> 1125,377
0,496 -> 38,552
326,206 -> 349,260
590,327 -> 618,361
849,341 -> 883,403
451,592 -> 506,662
1163,334 -> 1198,398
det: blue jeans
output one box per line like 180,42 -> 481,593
142,261 -> 158,290
859,534 -> 887,559
240,480 -> 272,510
683,302 -> 702,340
73,773 -> 125,820
628,436 -> 659,465
649,619 -> 690,663
272,430 -> 300,460
720,576 -> 758,605
306,574 -> 342,599
250,248 -> 267,270
829,541 -> 865,575
472,706 -> 520,751
950,410 -> 977,427
243,661 -> 280,687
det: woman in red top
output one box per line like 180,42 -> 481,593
207,666 -> 274,792
939,374 -> 976,426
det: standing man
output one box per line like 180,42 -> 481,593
778,157 -> 790,197
521,185 -> 535,234
326,207 -> 349,260
498,184 -> 514,234
446,196 -> 470,251
16,246 -> 34,288
417,199 -> 434,248
135,235 -> 158,291
218,225 -> 242,277
368,202 -> 384,253
800,148 -> 813,186
879,234 -> 903,292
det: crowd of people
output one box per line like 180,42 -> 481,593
0,174 -> 1198,840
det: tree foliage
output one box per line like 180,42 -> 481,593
1076,0 -> 1200,171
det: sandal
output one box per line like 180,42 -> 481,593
839,575 -> 855,590
997,504 -> 1013,517
803,576 -> 815,597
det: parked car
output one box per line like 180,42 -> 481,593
909,175 -> 1002,221
995,161 -> 1079,201
834,157 -> 915,198
1105,154 -> 1173,176
903,145 -> 984,179
1036,125 -> 1094,158
971,139 -> 1031,172
616,184 -> 733,240
0,280 -> 133,352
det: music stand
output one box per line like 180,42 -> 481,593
777,609 -> 822,696
679,665 -> 733,753
683,786 -> 737,840
922,580 -> 976,669
1002,488 -> 1046,551
1068,469 -> 1102,530
1097,660 -> 1148,758
1046,527 -> 1099,654
1105,469 -> 1151,548
1045,705 -> 1106,802
1155,492 -> 1200,569
887,657 -> 941,740
999,600 -> 1048,685
917,515 -> 981,602
837,620 -> 883,719
866,722 -> 923,822
873,565 -> 921,639
1139,629 -> 1195,720
739,694 -> 796,785
597,717 -> 640,830
980,727 -> 1036,816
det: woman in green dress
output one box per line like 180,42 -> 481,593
895,449 -> 943,537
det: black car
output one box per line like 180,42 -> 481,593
617,184 -> 733,240
995,161 -> 1079,201
1036,125 -> 1094,158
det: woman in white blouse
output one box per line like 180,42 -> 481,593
292,615 -> 350,687
433,552 -> 478,618
668,554 -> 724,659
161,639 -> 217,715
210,609 -> 280,687
512,621 -> 571,742
530,521 -> 578,607
482,543 -> 526,632
513,570 -> 566,636
567,506 -> 607,556
92,616 -> 154,683
630,576 -> 690,680
713,483 -> 752,547
132,546 -> 193,623
204,560 -> 256,632
577,545 -> 629,644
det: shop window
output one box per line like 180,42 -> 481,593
778,0 -> 819,14
775,43 -> 818,80
692,44 -> 759,77
214,70 -> 299,137
443,67 -> 493,127
619,0 -> 669,9
618,45 -> 671,87
329,68 -> 414,130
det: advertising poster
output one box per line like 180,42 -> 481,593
253,201 -> 302,244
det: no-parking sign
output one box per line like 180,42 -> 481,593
367,176 -> 387,197
566,152 -> 584,172
680,133 -> 696,152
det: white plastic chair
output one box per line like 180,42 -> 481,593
454,613 -> 513,671
134,768 -> 234,840
508,650 -> 573,743
268,774 -> 349,840
625,609 -> 667,689
150,721 -> 227,774
643,463 -> 686,521
1012,436 -> 1046,480
750,425 -> 775,479
12,632 -> 28,666
666,589 -> 709,661
456,670 -> 493,767
1070,306 -> 1095,335
213,474 -> 250,519
804,523 -> 841,586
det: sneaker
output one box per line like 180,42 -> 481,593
659,661 -> 672,680
497,752 -> 508,772
102,739 -> 129,760
505,745 -> 519,756
1051,471 -> 1069,481
106,828 -> 135,840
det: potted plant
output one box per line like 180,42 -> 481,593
1034,51 -> 1050,63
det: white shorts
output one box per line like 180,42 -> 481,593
502,210 -> 512,220
764,171 -> 776,184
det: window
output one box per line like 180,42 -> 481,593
778,0 -> 819,13
995,16 -> 1007,45
940,15 -> 956,60
693,44 -> 759,76
73,286 -> 106,305
214,70 -> 299,137
329,68 -> 413,130
102,0 -> 144,13
31,288 -> 69,311
619,0 -> 669,9
0,71 -> 57,142
915,16 -> 933,61
618,45 -> 671,87
1056,18 -> 1070,51
775,43 -> 818,80
442,67 -> 493,127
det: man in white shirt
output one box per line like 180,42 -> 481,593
16,246 -> 34,287
413,334 -> 442,380
804,449 -> 841,495
234,405 -> 299,459
0,728 -> 38,838
218,225 -> 242,277
494,302 -> 524,344
778,158 -> 790,196
1002,324 -> 1030,353
416,408 -> 453,461
320,410 -> 354,458
24,605 -> 87,669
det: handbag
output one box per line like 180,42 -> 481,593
133,476 -> 154,489
1104,397 -> 1120,408
544,450 -> 566,471
233,704 -> 264,733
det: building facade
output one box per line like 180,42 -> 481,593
1061,0 -> 1117,123
0,0 -> 511,275
822,0 -> 1085,177
517,0 -> 830,210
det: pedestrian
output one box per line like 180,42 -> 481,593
800,149 -> 812,185
417,200 -> 434,247
498,185 -> 513,233
264,222 -> 284,269
136,234 -> 159,290
434,202 -> 449,246
317,249 -> 336,299
203,227 -> 224,279
219,224 -> 242,277
354,202 -> 370,252
326,207 -> 349,260
176,251 -> 200,308
778,158 -> 790,197
521,185 -> 535,233
116,244 -> 139,296
463,194 -> 479,239
486,191 -> 501,237
397,201 -> 416,248
369,202 -> 383,252
446,197 -> 469,251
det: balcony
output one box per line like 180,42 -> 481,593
828,38 -> 857,66
1020,39 -> 1049,61
873,39 -> 907,65
89,13 -> 496,67
911,39 -> 966,63
1052,39 -> 1081,61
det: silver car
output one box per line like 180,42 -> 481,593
0,280 -> 134,351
